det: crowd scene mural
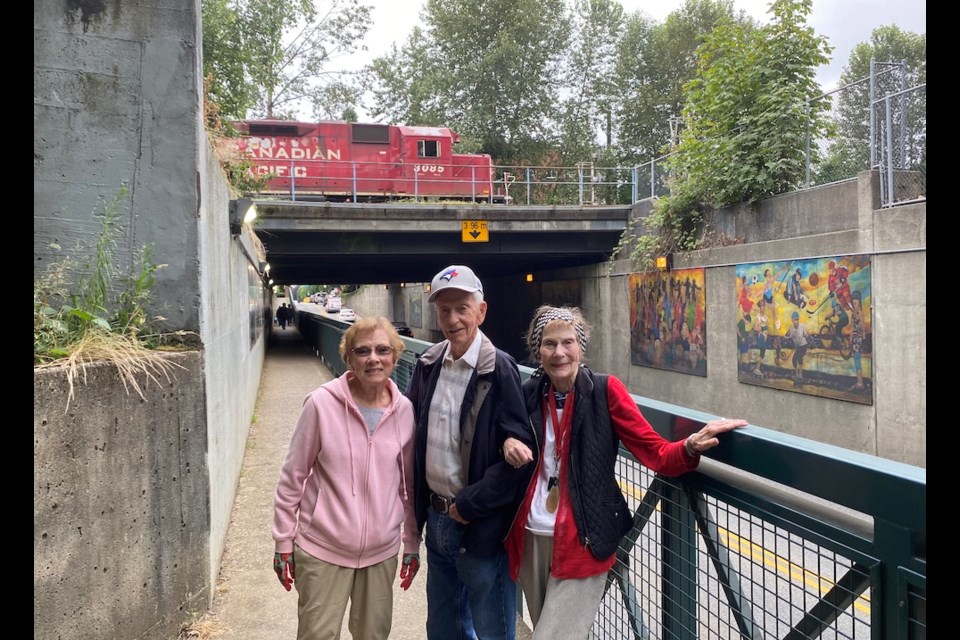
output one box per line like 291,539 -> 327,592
629,268 -> 707,376
736,255 -> 872,405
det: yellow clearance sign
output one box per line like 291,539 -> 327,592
461,220 -> 489,243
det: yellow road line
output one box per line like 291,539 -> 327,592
617,481 -> 871,616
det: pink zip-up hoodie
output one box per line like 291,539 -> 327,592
272,372 -> 420,567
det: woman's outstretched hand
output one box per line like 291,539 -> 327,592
685,418 -> 748,455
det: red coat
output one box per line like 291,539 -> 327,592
506,375 -> 697,580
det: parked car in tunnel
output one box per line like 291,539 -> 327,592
391,321 -> 413,337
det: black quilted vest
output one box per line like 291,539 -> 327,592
523,368 -> 633,560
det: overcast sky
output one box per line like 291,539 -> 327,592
338,0 -> 925,108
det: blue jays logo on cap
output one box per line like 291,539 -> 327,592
428,264 -> 482,302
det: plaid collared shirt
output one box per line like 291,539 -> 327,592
424,332 -> 482,498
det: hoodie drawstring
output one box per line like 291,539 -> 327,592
396,410 -> 408,500
345,400 -> 356,496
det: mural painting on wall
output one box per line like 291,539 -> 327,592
629,268 -> 707,377
409,291 -> 422,328
735,256 -> 872,404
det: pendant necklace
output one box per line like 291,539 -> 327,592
544,385 -> 574,514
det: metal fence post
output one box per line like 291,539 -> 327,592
526,168 -> 532,205
885,94 -> 894,207
291,160 -> 296,201
352,162 -> 358,203
650,158 -> 656,199
870,59 -> 877,168
578,164 -> 585,205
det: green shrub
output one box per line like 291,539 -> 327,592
34,187 -> 186,406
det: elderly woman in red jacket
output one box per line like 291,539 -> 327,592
503,305 -> 746,639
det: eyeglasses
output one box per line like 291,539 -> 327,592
351,345 -> 395,357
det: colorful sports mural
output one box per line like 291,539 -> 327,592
630,269 -> 706,376
735,256 -> 872,404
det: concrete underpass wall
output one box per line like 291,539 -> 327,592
553,173 -> 925,467
198,136 -> 269,600
35,0 -> 269,636
34,0 -> 204,333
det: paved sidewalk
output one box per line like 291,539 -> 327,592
205,325 -> 532,639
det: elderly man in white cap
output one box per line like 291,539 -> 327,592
405,264 -> 534,640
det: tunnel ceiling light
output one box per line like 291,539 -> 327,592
229,198 -> 259,236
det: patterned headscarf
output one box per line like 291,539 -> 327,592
529,307 -> 588,363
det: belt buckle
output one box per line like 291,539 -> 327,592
432,493 -> 450,514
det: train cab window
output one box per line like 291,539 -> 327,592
418,140 -> 440,158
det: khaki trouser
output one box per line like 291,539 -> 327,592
294,546 -> 398,640
518,530 -> 607,640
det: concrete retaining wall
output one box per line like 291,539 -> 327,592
544,173 -> 925,467
34,353 -> 208,640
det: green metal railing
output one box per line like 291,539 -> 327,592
296,310 -> 925,639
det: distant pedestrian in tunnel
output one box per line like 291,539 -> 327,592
501,305 -> 747,640
277,303 -> 291,329
272,317 -> 420,640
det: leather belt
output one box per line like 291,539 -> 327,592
430,492 -> 453,514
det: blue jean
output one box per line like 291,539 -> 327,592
425,508 -> 516,640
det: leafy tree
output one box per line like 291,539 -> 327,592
364,27 -> 451,127
818,25 -> 925,181
366,0 -> 569,164
427,0 -> 570,163
202,0 -> 254,124
201,0 -> 373,122
311,80 -> 364,121
244,0 -> 372,120
614,0 -> 754,165
623,0 -> 832,268
554,0 -> 625,165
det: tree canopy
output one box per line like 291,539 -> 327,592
365,0 -> 570,163
202,0 -> 924,259
202,0 -> 373,122
624,0 -> 833,266
820,25 -> 925,181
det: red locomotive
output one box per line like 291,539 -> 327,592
223,120 -> 508,203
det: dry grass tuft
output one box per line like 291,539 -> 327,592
34,330 -> 187,412
178,615 -> 227,640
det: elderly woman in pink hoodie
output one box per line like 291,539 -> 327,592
272,317 -> 420,640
